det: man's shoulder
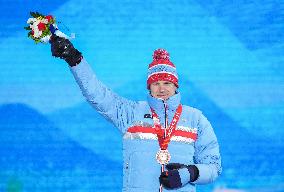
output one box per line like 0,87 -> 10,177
182,105 -> 202,115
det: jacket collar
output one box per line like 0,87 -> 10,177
147,92 -> 181,113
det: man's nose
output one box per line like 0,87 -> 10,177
159,85 -> 165,92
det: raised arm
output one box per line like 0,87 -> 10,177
49,35 -> 137,133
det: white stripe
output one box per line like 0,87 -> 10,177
147,71 -> 178,79
148,64 -> 176,70
176,126 -> 197,134
123,132 -> 195,144
123,132 -> 158,140
172,136 -> 195,144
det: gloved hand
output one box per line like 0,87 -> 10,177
159,163 -> 199,189
49,35 -> 82,67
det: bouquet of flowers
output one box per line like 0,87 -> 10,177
25,12 -> 74,43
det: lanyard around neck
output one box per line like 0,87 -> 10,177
151,104 -> 182,150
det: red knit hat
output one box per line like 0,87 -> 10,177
147,49 -> 178,89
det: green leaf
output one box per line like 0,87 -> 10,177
30,11 -> 44,18
35,38 -> 41,44
36,12 -> 44,17
51,17 -> 56,24
30,12 -> 37,17
28,31 -> 32,37
24,26 -> 31,30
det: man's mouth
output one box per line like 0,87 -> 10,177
157,95 -> 168,99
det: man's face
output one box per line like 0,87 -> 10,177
149,81 -> 177,100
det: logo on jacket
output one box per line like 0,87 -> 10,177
144,114 -> 152,118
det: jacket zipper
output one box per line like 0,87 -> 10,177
162,100 -> 168,139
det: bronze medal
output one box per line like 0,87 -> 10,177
156,149 -> 171,165
151,104 -> 182,165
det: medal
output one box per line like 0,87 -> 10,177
151,104 -> 182,165
156,149 -> 171,165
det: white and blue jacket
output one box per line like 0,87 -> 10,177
70,59 -> 222,192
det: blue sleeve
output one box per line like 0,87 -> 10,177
192,112 -> 222,184
69,59 -> 137,133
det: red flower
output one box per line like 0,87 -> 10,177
37,22 -> 46,31
45,15 -> 53,22
31,30 -> 34,35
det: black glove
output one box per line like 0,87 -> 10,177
50,35 -> 82,67
159,163 -> 199,189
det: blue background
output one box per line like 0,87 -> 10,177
0,0 -> 283,191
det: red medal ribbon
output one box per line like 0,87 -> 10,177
151,104 -> 182,150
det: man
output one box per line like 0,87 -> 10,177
50,35 -> 222,192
